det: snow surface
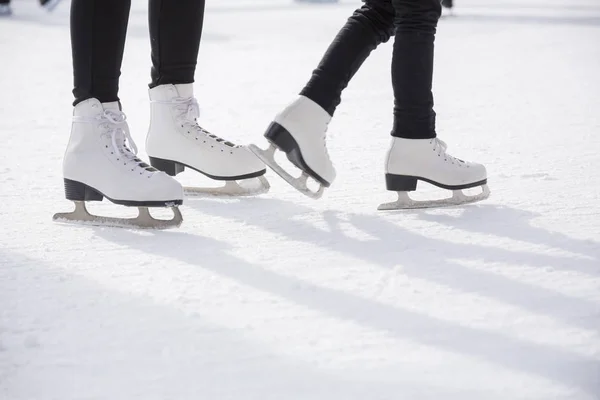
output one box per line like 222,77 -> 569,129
1,0 -> 599,399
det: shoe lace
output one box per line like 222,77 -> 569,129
171,97 -> 236,148
431,138 -> 464,166
100,110 -> 156,175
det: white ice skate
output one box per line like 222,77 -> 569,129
146,84 -> 269,197
0,4 -> 12,16
53,99 -> 184,229
441,0 -> 455,17
249,96 -> 335,199
378,137 -> 489,210
41,0 -> 62,12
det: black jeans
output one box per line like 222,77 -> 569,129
300,0 -> 441,139
70,0 -> 205,106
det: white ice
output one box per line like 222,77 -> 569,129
1,0 -> 599,399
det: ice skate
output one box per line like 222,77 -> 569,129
441,0 -> 454,17
53,99 -> 184,229
378,137 -> 489,210
40,0 -> 62,12
0,4 -> 12,16
146,84 -> 269,197
249,96 -> 335,199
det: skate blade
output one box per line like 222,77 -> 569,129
249,144 -> 325,199
378,184 -> 490,210
53,201 -> 183,229
184,176 -> 270,197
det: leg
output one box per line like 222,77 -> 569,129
301,0 -> 395,116
146,0 -> 268,196
390,0 -> 440,140
57,0 -> 184,228
148,0 -> 205,88
380,0 -> 488,210
71,0 -> 130,105
250,0 -> 395,198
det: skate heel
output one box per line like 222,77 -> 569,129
149,157 -> 185,176
263,122 -> 330,187
385,174 -> 418,191
264,122 -> 296,153
64,179 -> 104,201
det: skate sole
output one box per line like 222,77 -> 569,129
385,173 -> 487,191
148,156 -> 266,181
380,174 -> 489,210
262,122 -> 331,188
62,178 -> 183,207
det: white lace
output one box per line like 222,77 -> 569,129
74,109 -> 153,175
162,97 -> 236,147
101,109 -> 138,154
430,138 -> 465,166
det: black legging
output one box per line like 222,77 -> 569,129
70,0 -> 205,106
1,0 -> 50,4
300,0 -> 441,140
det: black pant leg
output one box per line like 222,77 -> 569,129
148,0 -> 205,88
300,0 -> 395,116
71,0 -> 131,106
390,0 -> 441,139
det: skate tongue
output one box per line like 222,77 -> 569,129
174,83 -> 194,99
102,101 -> 121,111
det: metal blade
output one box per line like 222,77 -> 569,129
184,176 -> 270,197
53,201 -> 183,229
378,184 -> 490,210
249,144 -> 325,199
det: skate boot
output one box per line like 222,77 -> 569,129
53,99 -> 184,229
0,4 -> 12,16
146,84 -> 269,196
441,0 -> 453,9
441,0 -> 454,16
40,0 -> 63,12
249,96 -> 335,199
378,137 -> 489,210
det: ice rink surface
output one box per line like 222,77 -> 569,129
1,0 -> 599,399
